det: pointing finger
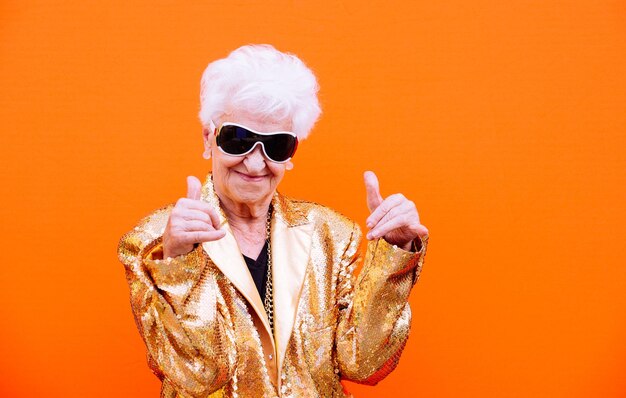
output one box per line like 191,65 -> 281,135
364,171 -> 383,213
207,207 -> 223,230
367,216 -> 407,240
366,193 -> 404,229
180,229 -> 226,244
186,176 -> 202,200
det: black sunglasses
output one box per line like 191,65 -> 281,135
211,121 -> 298,163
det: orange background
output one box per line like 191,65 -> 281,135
1,1 -> 625,397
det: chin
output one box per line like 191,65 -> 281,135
232,186 -> 271,204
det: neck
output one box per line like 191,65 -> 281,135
218,194 -> 271,222
218,193 -> 272,258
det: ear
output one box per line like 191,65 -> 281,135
285,160 -> 294,171
202,128 -> 212,159
202,127 -> 212,142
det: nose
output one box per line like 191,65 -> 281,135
243,143 -> 267,172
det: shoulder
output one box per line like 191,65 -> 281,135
117,204 -> 173,264
280,195 -> 362,242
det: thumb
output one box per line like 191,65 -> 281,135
364,171 -> 383,212
186,176 -> 202,200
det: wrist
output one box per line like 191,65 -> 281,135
400,241 -> 413,251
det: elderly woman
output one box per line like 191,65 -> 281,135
118,44 -> 429,398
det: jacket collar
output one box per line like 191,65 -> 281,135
199,174 -> 313,377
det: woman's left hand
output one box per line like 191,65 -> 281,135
364,171 -> 429,251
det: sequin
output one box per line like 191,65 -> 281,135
118,174 -> 427,397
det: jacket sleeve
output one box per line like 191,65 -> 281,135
335,222 -> 427,385
117,207 -> 236,397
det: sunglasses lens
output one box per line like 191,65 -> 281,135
217,124 -> 298,162
217,125 -> 256,155
262,134 -> 297,162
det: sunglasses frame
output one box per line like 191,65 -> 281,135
210,120 -> 298,163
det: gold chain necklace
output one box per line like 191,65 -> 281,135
263,206 -> 274,335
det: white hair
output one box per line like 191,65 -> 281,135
198,44 -> 321,140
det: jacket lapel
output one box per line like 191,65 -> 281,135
270,195 -> 314,377
199,174 -> 314,378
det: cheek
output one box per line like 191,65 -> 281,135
213,153 -> 244,170
268,163 -> 287,178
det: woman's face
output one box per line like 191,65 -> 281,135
204,111 -> 294,210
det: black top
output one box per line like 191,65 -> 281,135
242,240 -> 269,303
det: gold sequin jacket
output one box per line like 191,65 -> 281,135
118,175 -> 427,398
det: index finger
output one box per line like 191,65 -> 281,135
207,207 -> 223,230
177,198 -> 222,224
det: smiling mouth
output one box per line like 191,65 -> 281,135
235,170 -> 268,181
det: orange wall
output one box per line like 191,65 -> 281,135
1,1 -> 625,397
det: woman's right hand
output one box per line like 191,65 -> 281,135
163,176 -> 226,259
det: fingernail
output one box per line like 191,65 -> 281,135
366,221 -> 373,228
366,232 -> 372,240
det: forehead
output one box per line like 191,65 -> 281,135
218,109 -> 292,133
